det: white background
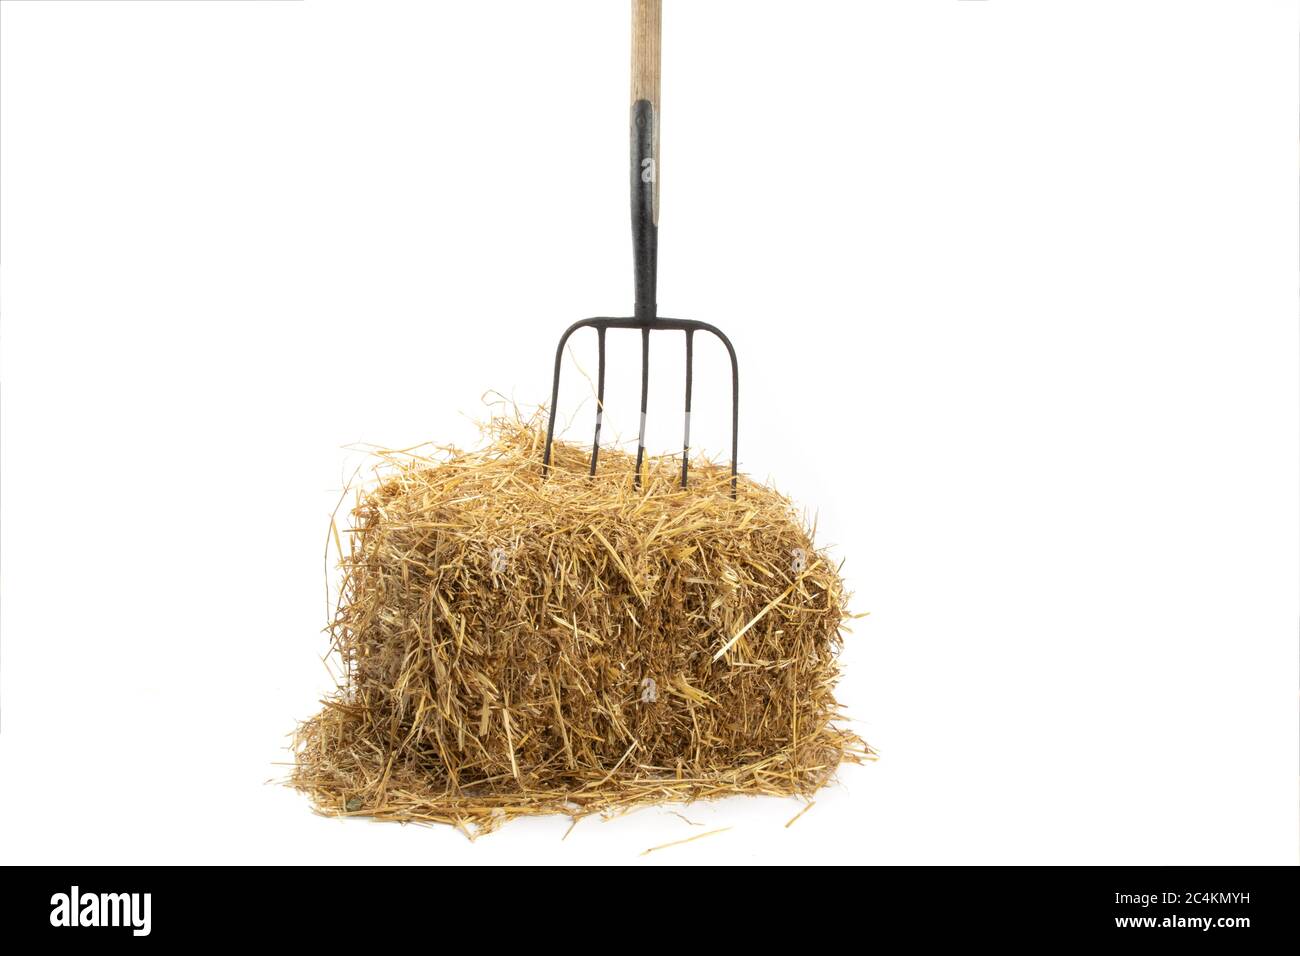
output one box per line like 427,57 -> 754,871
1,0 -> 1297,865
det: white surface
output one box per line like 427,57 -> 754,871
1,0 -> 1296,865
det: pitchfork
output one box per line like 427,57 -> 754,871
541,0 -> 739,497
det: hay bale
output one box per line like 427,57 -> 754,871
292,417 -> 869,833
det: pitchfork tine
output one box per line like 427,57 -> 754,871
541,321 -> 577,479
682,329 -> 693,488
590,326 -> 606,475
634,328 -> 650,488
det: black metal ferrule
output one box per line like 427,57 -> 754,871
631,98 -> 657,324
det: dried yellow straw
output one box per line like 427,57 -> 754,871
290,414 -> 869,835
784,800 -> 816,828
641,827 -> 732,856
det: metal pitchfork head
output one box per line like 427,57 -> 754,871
542,0 -> 738,497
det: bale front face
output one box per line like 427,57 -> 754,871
293,421 -> 866,831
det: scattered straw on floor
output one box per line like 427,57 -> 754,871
291,415 -> 870,835
784,800 -> 816,829
640,827 -> 731,857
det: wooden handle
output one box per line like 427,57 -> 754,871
631,0 -> 661,108
631,0 -> 661,240
630,1 -> 660,314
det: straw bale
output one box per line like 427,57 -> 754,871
291,417 -> 869,833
